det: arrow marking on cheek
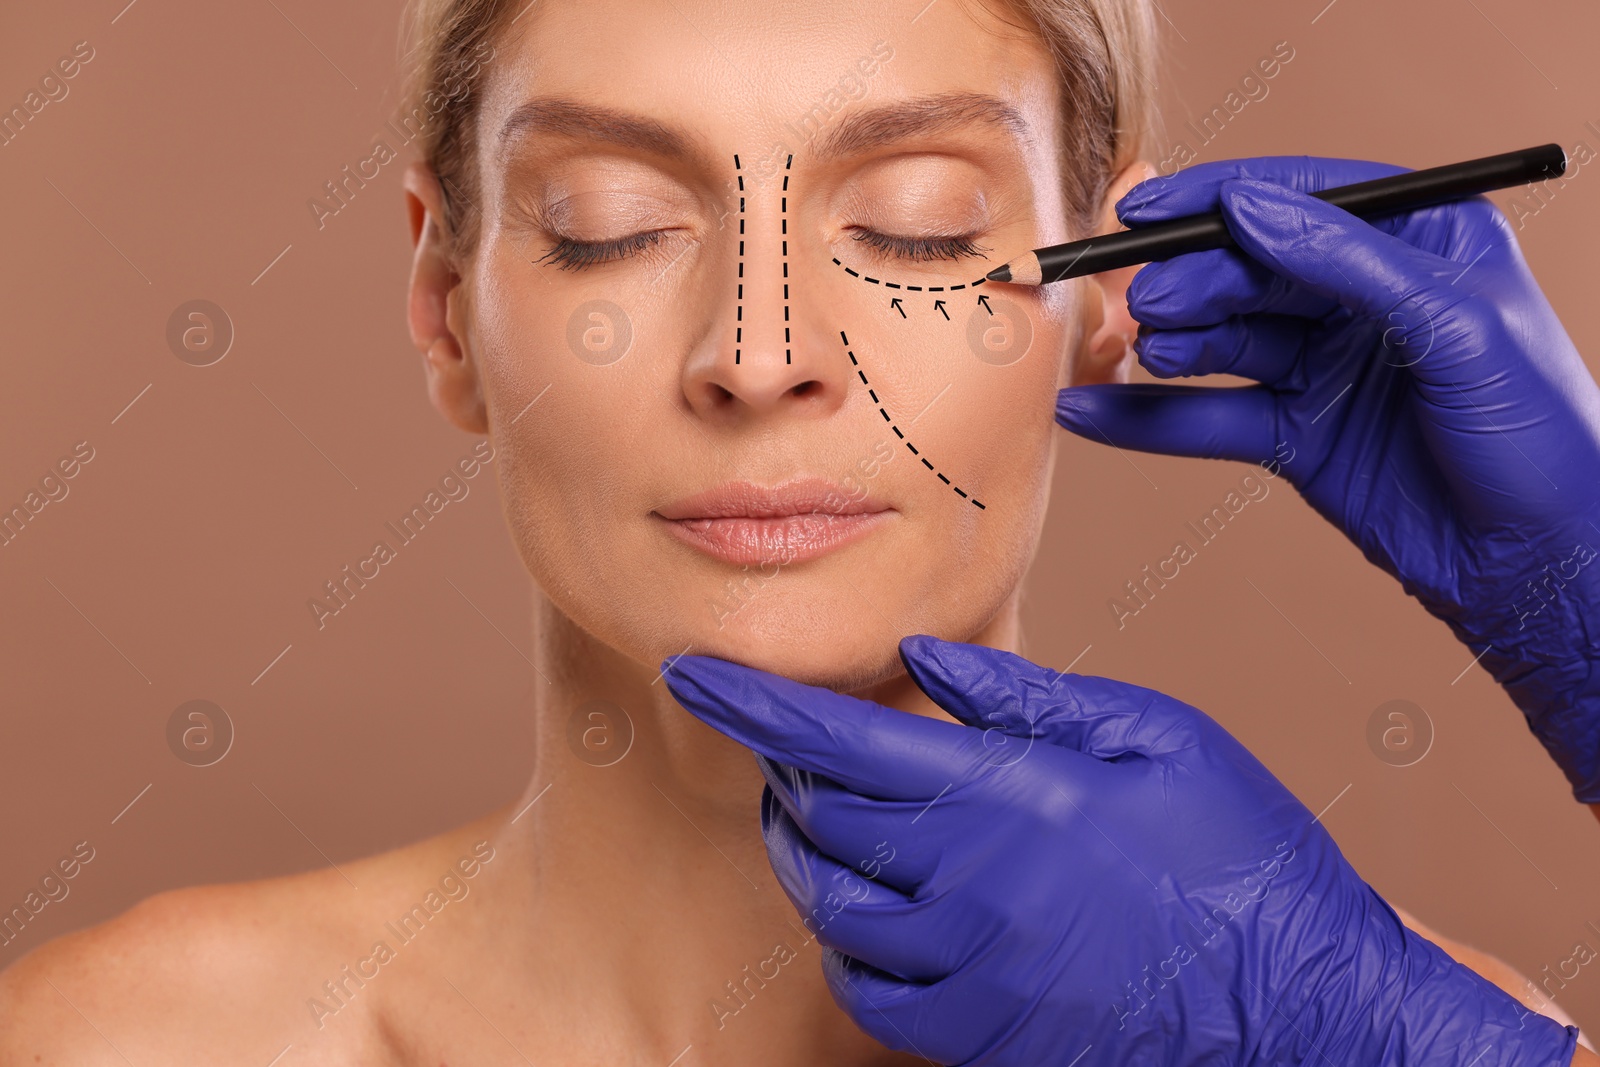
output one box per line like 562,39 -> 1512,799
839,331 -> 985,510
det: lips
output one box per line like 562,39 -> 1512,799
654,479 -> 894,566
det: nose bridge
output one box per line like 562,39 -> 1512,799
682,155 -> 844,421
737,160 -> 789,367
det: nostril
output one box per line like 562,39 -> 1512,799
789,380 -> 821,398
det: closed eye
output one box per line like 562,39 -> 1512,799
848,228 -> 990,263
535,230 -> 672,271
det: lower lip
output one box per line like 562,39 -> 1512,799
659,511 -> 894,566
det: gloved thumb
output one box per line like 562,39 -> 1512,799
898,635 -> 1206,761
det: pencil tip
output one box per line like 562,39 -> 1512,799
985,263 -> 1012,283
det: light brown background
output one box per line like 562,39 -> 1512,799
3,0 -> 1598,1030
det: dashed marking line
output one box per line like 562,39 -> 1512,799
832,257 -> 987,292
736,155 -> 745,364
783,155 -> 792,365
841,331 -> 985,510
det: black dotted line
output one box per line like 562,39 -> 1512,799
830,258 -> 988,292
840,330 -> 985,510
735,156 -> 745,365
783,155 -> 791,365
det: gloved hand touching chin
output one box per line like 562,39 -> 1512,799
665,636 -> 1581,1067
1054,156 -> 1600,804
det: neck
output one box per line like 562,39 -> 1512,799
483,588 -> 1023,1064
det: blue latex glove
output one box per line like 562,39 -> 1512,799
665,636 -> 1578,1066
1055,157 -> 1600,802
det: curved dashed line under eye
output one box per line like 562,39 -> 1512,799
830,257 -> 988,292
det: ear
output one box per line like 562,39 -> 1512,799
1069,160 -> 1159,387
404,162 -> 488,435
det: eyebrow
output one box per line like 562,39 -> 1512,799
497,91 -> 1032,169
811,91 -> 1034,162
497,97 -> 715,169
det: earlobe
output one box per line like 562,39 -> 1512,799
1069,160 -> 1159,387
423,333 -> 488,435
404,162 -> 488,435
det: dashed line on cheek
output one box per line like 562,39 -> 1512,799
783,155 -> 792,365
840,331 -> 986,511
735,155 -> 745,365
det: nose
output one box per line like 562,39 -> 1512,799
681,172 -> 845,423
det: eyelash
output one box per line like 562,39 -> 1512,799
536,230 -> 668,271
533,226 -> 991,271
534,231 -> 665,271
850,228 -> 990,263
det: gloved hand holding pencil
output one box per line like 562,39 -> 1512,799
1053,154 -> 1600,805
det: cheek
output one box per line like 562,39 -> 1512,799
466,239 -> 712,623
814,249 -> 1073,650
821,252 -> 1072,522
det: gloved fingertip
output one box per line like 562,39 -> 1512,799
1055,387 -> 1115,439
1054,386 -> 1090,421
1133,332 -> 1184,378
660,655 -> 756,734
896,633 -> 943,668
661,651 -> 716,681
659,653 -> 709,702
898,636 -> 992,727
1114,174 -> 1181,224
1113,190 -> 1149,225
898,634 -> 959,697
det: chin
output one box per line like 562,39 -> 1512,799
661,574 -> 1013,695
684,623 -> 909,694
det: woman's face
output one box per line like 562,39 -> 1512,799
443,0 -> 1086,690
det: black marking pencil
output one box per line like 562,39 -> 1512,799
985,143 -> 1567,286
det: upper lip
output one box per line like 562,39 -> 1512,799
653,478 -> 891,521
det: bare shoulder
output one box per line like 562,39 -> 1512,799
0,811 -> 508,1066
0,873 -> 339,1065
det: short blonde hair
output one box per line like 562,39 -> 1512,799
401,0 -> 1161,257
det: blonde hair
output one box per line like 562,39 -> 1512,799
401,0 -> 1161,258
